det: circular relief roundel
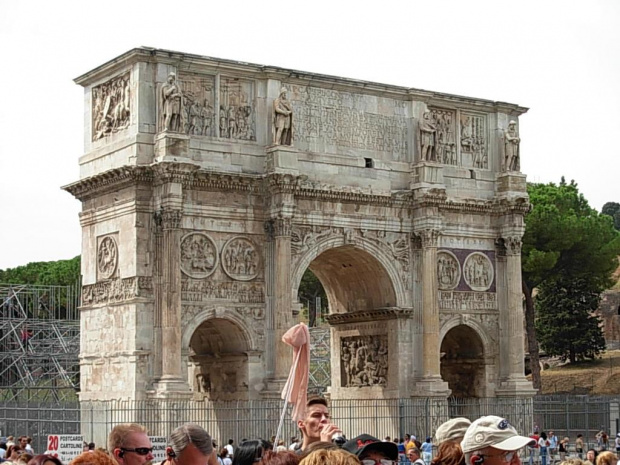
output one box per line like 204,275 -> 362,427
180,233 -> 218,279
437,251 -> 461,290
97,236 -> 118,279
221,236 -> 260,281
463,252 -> 494,292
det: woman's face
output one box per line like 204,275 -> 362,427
587,451 -> 595,462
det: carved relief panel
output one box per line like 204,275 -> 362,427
460,113 -> 488,169
97,234 -> 119,281
437,251 -> 461,290
221,237 -> 260,281
463,252 -> 494,292
429,108 -> 457,165
340,335 -> 388,387
178,74 -> 216,136
180,233 -> 218,279
92,73 -> 130,141
219,77 -> 256,141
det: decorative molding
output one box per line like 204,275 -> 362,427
326,307 -> 413,325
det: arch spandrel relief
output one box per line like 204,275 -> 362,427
180,232 -> 218,279
221,236 -> 260,281
463,252 -> 494,292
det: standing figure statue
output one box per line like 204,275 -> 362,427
272,87 -> 293,145
161,73 -> 183,132
504,120 -> 520,171
419,111 -> 437,161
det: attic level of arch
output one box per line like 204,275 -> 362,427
85,52 -> 525,174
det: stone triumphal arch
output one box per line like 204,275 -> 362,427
65,47 -> 535,402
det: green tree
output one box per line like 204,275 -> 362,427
0,256 -> 81,286
522,178 -> 620,389
298,269 -> 328,326
602,202 -> 620,230
535,275 -> 606,363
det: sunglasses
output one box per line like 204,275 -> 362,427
121,447 -> 154,456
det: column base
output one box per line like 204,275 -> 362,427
260,378 -> 287,399
150,376 -> 192,398
413,377 -> 451,397
496,376 -> 537,397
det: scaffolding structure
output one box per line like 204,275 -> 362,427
0,283 -> 80,402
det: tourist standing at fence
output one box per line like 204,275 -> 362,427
421,438 -> 433,465
548,432 -> 558,465
461,416 -> 535,465
558,438 -> 569,462
108,423 -> 154,465
407,447 -> 426,465
539,432 -> 549,465
528,430 -> 540,465
342,434 -> 399,465
168,424 -> 216,465
431,417 -> 471,465
575,436 -> 584,459
226,440 -> 235,459
296,397 -> 342,453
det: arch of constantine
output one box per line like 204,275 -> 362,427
64,47 -> 535,403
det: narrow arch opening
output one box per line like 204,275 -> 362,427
188,318 -> 250,399
440,325 -> 485,398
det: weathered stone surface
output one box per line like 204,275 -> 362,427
65,47 -> 534,401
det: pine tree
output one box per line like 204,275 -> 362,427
535,275 -> 606,363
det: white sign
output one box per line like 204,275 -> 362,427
150,436 -> 168,463
45,435 -> 84,463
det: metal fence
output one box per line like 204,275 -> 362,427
1,396 -> 618,457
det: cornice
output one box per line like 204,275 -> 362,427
62,166 -> 153,201
326,307 -> 414,325
74,47 -> 528,115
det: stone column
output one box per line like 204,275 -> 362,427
414,228 -> 450,396
496,235 -> 536,396
273,217 -> 294,379
153,209 -> 190,394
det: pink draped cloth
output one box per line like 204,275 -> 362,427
281,323 -> 310,422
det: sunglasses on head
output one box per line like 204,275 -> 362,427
121,447 -> 154,456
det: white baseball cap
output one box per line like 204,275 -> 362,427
435,418 -> 471,445
461,416 -> 535,453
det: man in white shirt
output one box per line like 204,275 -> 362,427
225,440 -> 234,458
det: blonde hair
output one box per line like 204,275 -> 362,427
596,452 -> 616,465
107,423 -> 148,452
71,450 -> 118,465
559,460 -> 585,465
299,449 -> 360,465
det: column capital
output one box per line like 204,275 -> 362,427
503,235 -> 522,255
414,228 -> 442,248
270,217 -> 292,237
160,209 -> 183,230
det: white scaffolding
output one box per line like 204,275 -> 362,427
0,283 -> 80,402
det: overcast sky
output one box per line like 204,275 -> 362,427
0,0 -> 618,270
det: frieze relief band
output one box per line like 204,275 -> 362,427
181,279 -> 265,303
82,277 -> 153,305
92,72 -> 131,141
341,335 -> 388,387
439,291 -> 497,311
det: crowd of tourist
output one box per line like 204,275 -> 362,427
2,398 -> 620,465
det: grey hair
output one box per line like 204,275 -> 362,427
170,423 -> 213,457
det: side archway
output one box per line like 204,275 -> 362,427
439,318 -> 493,398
